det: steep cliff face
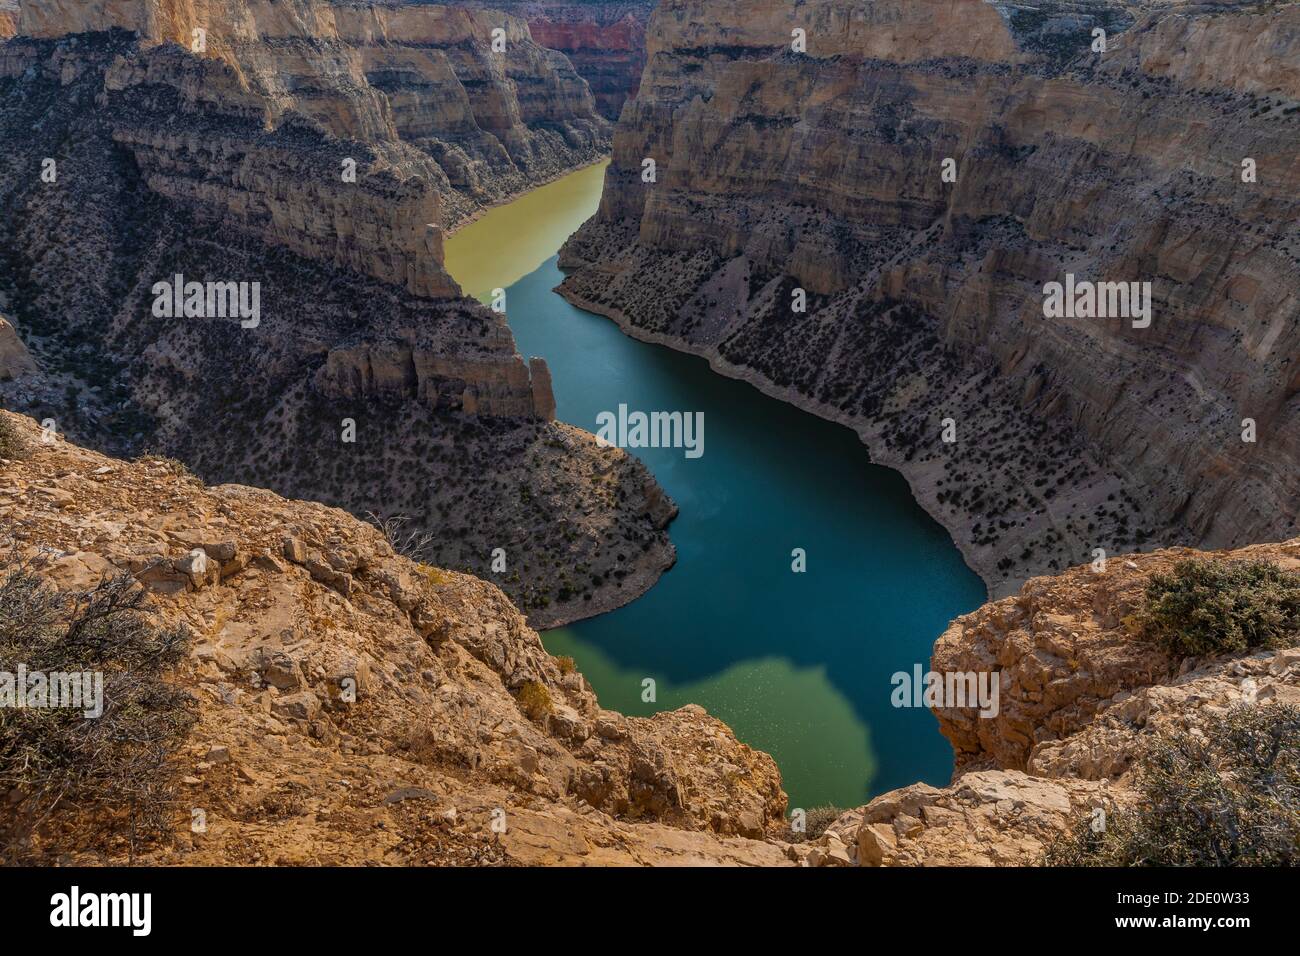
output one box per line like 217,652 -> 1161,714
15,0 -> 611,226
561,0 -> 1300,598
460,1 -> 652,119
0,411 -> 786,865
0,25 -> 670,627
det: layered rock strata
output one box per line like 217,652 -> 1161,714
0,23 -> 669,627
458,1 -> 653,119
560,0 -> 1300,598
15,0 -> 612,226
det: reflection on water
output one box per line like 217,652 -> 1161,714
445,164 -> 985,810
545,629 -> 875,808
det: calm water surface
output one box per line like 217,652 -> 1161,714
445,163 -> 985,809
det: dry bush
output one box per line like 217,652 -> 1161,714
0,555 -> 196,863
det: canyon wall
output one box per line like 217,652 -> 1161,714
458,2 -> 653,119
15,0 -> 611,226
0,16 -> 669,627
561,0 -> 1300,598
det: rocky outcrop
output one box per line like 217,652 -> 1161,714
313,342 -> 556,418
832,770 -> 1116,868
561,0 -> 1300,598
0,26 -> 669,627
0,317 -> 35,380
931,539 -> 1300,775
800,536 -> 1300,866
0,410 -> 786,865
465,2 -> 653,119
6,410 -> 1293,866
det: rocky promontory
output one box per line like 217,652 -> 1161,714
5,409 -> 1294,866
813,537 -> 1300,866
0,411 -> 782,865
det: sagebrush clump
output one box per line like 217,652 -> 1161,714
788,805 -> 849,843
135,452 -> 201,484
1045,704 -> 1300,866
0,415 -> 28,460
0,556 -> 197,863
1135,559 -> 1300,657
516,680 -> 553,721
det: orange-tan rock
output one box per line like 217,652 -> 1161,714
0,410 -> 783,865
0,316 -> 35,380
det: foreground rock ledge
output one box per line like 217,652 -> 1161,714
4,409 -> 1296,866
0,410 -> 785,866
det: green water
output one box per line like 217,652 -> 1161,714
445,164 -> 986,810
444,160 -> 612,300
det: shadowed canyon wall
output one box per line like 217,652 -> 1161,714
561,0 -> 1300,597
16,0 -> 612,226
0,3 -> 671,626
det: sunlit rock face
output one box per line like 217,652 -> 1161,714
561,0 -> 1300,597
16,0 -> 611,226
0,410 -> 786,866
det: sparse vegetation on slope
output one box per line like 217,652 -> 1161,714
1046,705 -> 1300,866
0,556 -> 196,864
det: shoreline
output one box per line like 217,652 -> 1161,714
528,534 -> 677,631
444,154 -> 671,633
441,155 -> 612,242
553,282 -> 1004,604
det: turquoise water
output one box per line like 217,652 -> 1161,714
445,168 -> 986,810
501,258 -> 985,809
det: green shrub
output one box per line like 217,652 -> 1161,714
0,556 -> 197,863
1135,559 -> 1300,657
1045,704 -> 1300,866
